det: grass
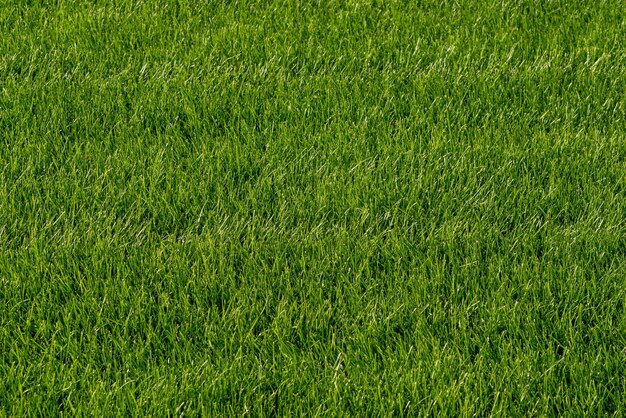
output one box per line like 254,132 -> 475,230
1,0 -> 625,415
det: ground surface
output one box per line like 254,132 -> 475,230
1,0 -> 626,416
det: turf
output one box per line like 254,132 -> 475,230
1,0 -> 625,416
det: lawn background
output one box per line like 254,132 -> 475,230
1,0 -> 625,415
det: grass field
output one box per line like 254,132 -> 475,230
1,0 -> 625,415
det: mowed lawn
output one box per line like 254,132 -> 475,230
1,0 -> 625,415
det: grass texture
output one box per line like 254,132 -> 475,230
1,0 -> 626,416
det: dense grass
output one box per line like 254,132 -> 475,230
1,0 -> 625,415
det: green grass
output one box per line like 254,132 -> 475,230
1,0 -> 626,415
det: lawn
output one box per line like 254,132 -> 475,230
1,0 -> 625,415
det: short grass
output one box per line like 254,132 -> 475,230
1,0 -> 626,416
